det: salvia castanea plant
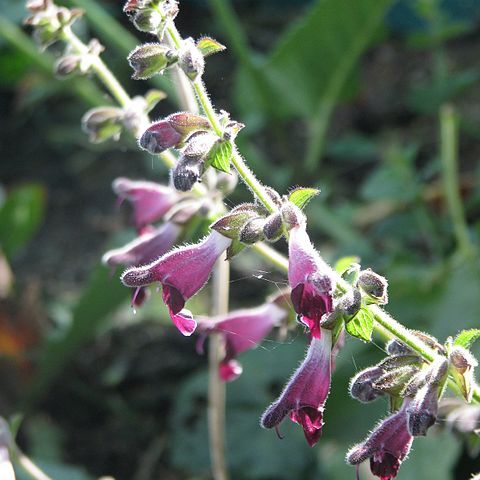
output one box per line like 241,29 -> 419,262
7,1 -> 479,479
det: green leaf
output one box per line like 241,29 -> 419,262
196,36 -> 226,57
454,329 -> 480,349
260,0 -> 392,118
288,187 -> 319,210
334,256 -> 360,275
226,238 -> 246,260
208,140 -> 232,173
28,263 -> 130,402
144,89 -> 167,112
0,184 -> 46,259
345,307 -> 374,342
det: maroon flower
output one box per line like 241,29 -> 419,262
113,177 -> 178,229
288,220 -> 334,338
197,302 -> 287,381
121,231 -> 231,336
261,329 -> 332,446
346,400 -> 414,480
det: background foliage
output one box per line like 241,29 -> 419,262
1,0 -> 480,478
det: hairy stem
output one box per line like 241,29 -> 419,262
165,24 -> 278,214
62,26 -> 131,107
208,255 -> 230,480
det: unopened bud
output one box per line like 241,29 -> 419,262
140,120 -> 182,154
407,383 -> 439,436
81,107 -> 123,143
255,186 -> 282,215
54,54 -> 81,77
349,366 -> 384,403
373,365 -> 420,395
281,202 -> 305,230
263,213 -> 283,242
128,43 -> 178,80
358,269 -> 388,304
167,112 -> 211,136
132,9 -> 162,32
321,289 -> 361,329
172,154 -> 203,192
449,346 -> 478,402
239,217 -> 266,245
178,38 -> 205,80
211,211 -> 257,240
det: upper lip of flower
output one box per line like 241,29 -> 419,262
260,329 -> 332,446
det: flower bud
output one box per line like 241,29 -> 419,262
263,213 -> 283,242
281,202 -> 305,230
373,365 -> 420,396
407,383 -> 439,436
132,8 -> 162,32
239,217 -> 266,245
128,43 -> 178,80
172,154 -> 203,192
140,120 -> 183,154
342,262 -> 360,285
358,268 -> 388,304
54,54 -> 81,77
449,346 -> 478,402
211,210 -> 258,240
178,38 -> 205,80
167,112 -> 211,136
321,289 -> 361,329
349,366 -> 384,403
255,186 -> 282,215
81,107 -> 124,143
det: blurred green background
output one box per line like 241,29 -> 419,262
1,0 -> 480,478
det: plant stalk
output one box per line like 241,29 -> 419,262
208,255 -> 230,480
11,446 -> 53,480
440,104 -> 473,256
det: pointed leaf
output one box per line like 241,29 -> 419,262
345,307 -> 374,342
226,238 -> 246,260
454,329 -> 480,349
288,187 -> 319,210
207,140 -> 232,173
196,36 -> 226,57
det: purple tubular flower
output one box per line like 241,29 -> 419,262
102,222 -> 180,267
113,177 -> 178,229
198,302 -> 287,381
346,400 -> 414,480
139,119 -> 183,154
288,221 -> 334,339
260,329 -> 332,446
121,231 -> 232,336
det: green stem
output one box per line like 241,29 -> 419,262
439,104 -> 473,255
165,24 -> 277,213
208,256 -> 230,480
10,445 -> 53,480
62,26 -> 131,107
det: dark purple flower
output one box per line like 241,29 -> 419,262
121,231 -> 231,336
346,400 -> 414,480
288,220 -> 334,339
198,302 -> 287,381
113,177 -> 178,229
261,329 -> 332,446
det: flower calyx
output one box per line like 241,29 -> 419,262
25,1 -> 83,49
124,0 -> 179,36
128,43 -> 178,80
